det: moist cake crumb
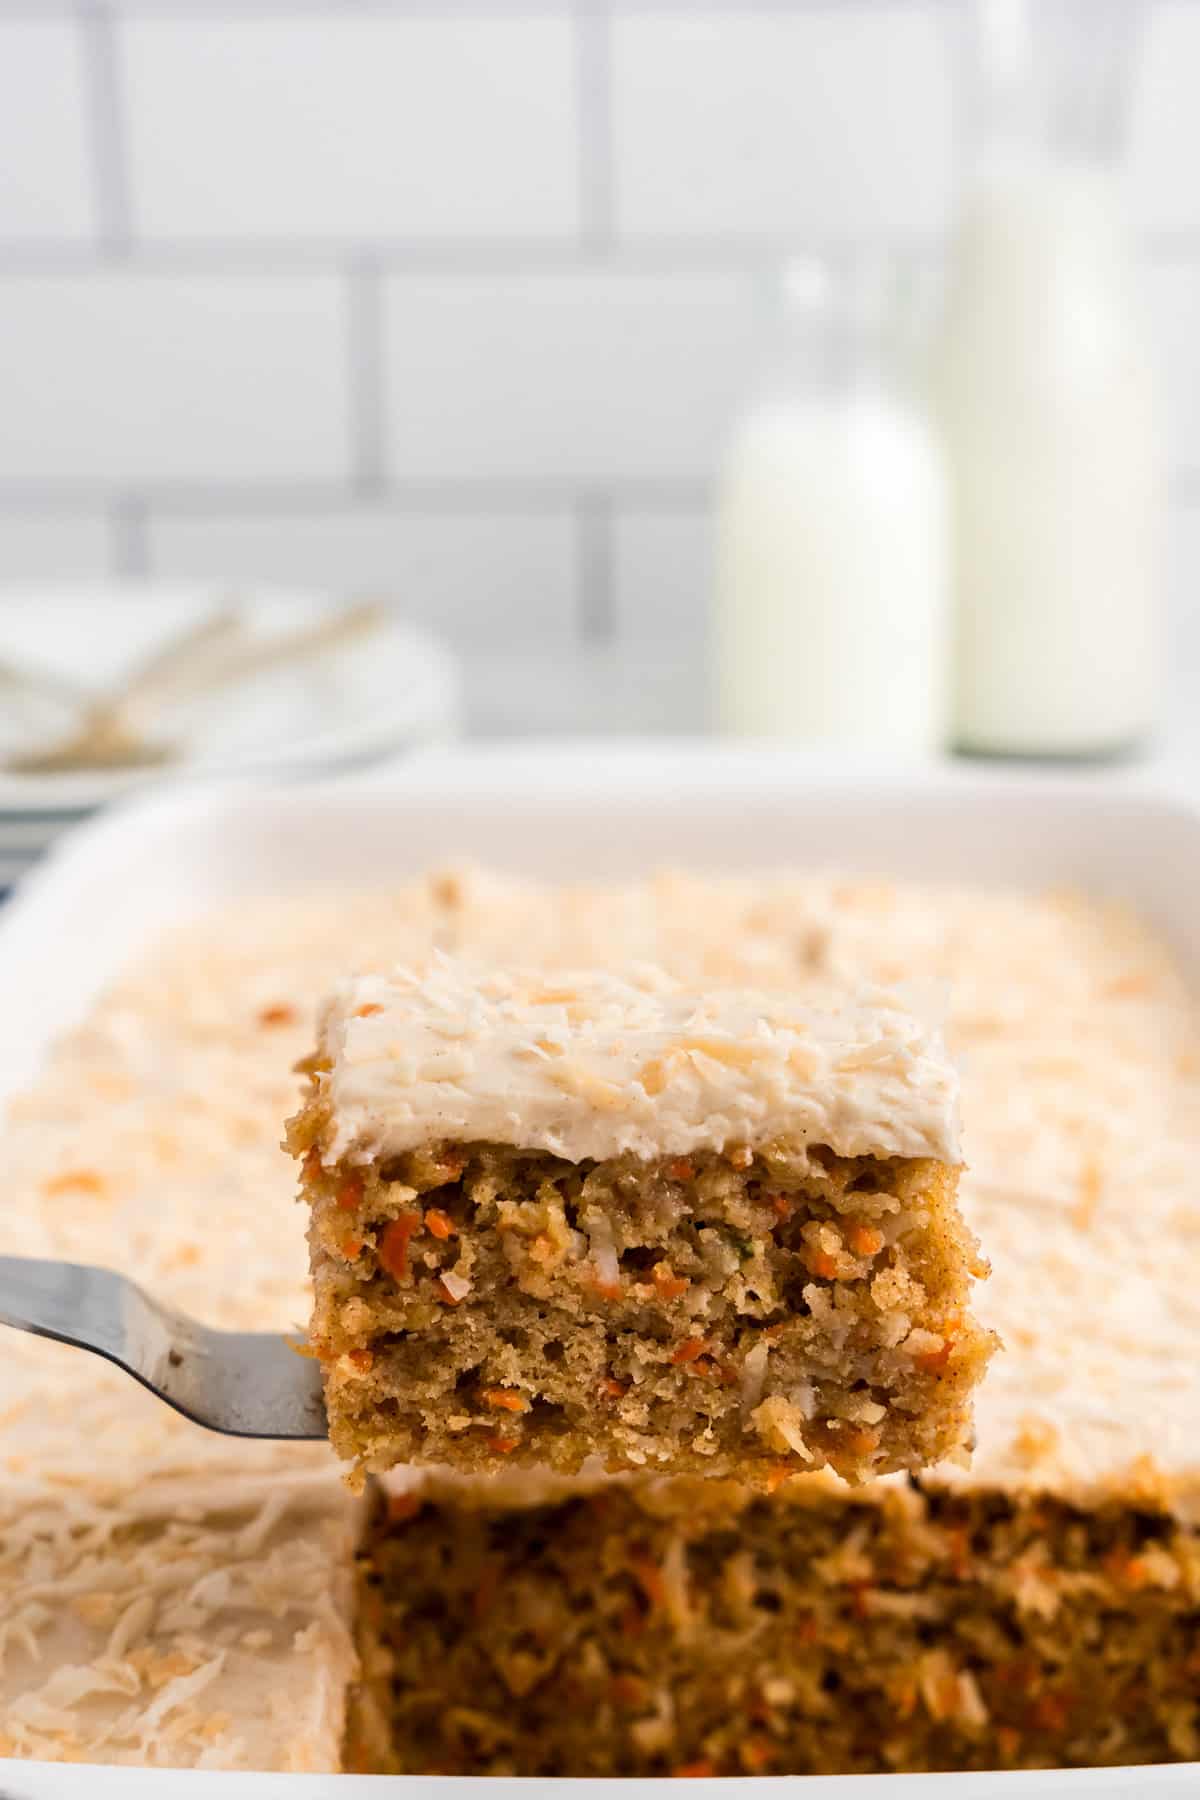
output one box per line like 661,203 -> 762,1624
351,1472 -> 1200,1776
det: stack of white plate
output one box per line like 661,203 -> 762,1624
0,585 -> 460,888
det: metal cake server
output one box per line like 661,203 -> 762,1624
0,1255 -> 326,1440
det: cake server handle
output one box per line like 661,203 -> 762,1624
0,1254 -> 327,1440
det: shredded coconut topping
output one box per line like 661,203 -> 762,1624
316,955 -> 961,1166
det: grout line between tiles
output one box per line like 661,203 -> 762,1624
575,489 -> 615,642
0,479 -> 714,512
0,0 -> 945,12
575,1 -> 614,250
3,236 -> 1200,273
5,479 -> 1200,513
347,259 -> 386,495
111,494 -> 148,576
78,2 -> 132,254
0,236 -> 947,273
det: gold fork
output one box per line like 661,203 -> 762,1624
7,600 -> 386,775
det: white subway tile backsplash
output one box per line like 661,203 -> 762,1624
464,642 -> 708,738
463,506 -> 717,735
1163,502 -> 1200,753
0,512 -> 114,583
1143,261 -> 1200,479
613,507 -> 712,648
612,509 -> 712,727
0,1 -> 1195,743
1127,3 -> 1200,238
613,7 -> 952,243
0,274 -> 350,485
0,21 -> 95,242
1169,501 -> 1200,639
145,507 -> 577,649
382,272 -> 758,482
120,16 -> 578,244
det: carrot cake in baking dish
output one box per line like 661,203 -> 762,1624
2,868 -> 1199,1773
292,960 -> 992,1485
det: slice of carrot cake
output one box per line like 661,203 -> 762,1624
290,956 -> 994,1485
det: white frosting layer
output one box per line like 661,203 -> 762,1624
317,954 -> 960,1166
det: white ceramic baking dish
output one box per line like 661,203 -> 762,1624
1,743 -> 1198,1798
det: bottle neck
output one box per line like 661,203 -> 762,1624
754,261 -> 912,409
765,320 -> 887,403
958,0 -> 1142,170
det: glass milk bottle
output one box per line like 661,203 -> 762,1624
933,0 -> 1162,757
715,261 -> 949,752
